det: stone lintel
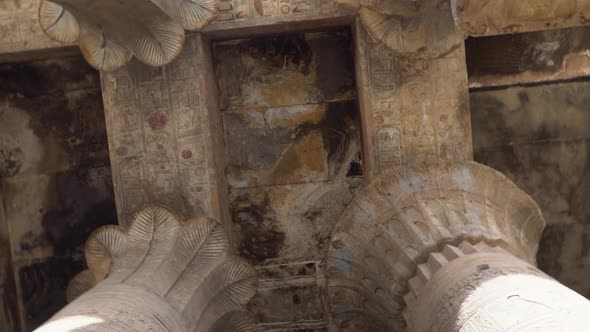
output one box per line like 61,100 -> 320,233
0,0 -> 354,64
467,26 -> 590,89
203,12 -> 355,40
454,0 -> 590,37
354,20 -> 473,178
100,33 -> 232,240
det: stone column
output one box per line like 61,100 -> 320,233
405,242 -> 590,331
35,206 -> 257,332
323,162 -> 590,331
100,33 -> 232,234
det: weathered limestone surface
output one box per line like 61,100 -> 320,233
407,243 -> 590,331
0,0 -> 353,63
248,261 -> 325,329
357,0 -> 463,59
454,0 -> 590,36
0,196 -> 20,332
215,32 -> 360,189
0,0 -> 75,61
324,162 -> 546,331
355,21 -> 472,178
36,206 -> 257,332
467,27 -> 590,88
214,30 -> 362,330
203,0 -> 354,39
471,80 -> 590,298
101,34 -> 232,237
0,56 -> 117,331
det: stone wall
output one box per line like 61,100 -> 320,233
0,56 -> 117,331
471,80 -> 590,298
214,29 -> 363,330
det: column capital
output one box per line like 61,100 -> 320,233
355,0 -> 463,59
324,161 -> 545,331
38,0 -> 218,70
37,206 -> 257,332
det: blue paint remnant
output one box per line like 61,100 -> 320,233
451,165 -> 474,191
332,249 -> 355,271
352,204 -> 375,224
357,200 -> 379,224
399,172 -> 423,194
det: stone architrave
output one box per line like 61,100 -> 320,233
453,0 -> 590,36
466,27 -> 590,88
354,20 -> 472,178
0,0 -> 75,58
323,162 -> 590,331
100,33 -> 232,238
35,206 -> 257,332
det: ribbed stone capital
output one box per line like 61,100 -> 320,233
324,162 -> 546,331
356,0 -> 463,58
35,206 -> 257,332
38,0 -> 218,70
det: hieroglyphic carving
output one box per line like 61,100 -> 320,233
453,0 -> 590,36
356,22 -> 471,176
35,206 -> 257,332
101,35 -> 226,227
213,0 -> 342,22
324,162 -> 546,331
0,0 -> 69,55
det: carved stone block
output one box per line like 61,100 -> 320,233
101,35 -> 231,236
454,0 -> 590,36
355,22 -> 472,177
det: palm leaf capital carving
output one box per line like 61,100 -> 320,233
324,162 -> 545,331
38,0 -> 218,71
37,205 -> 258,332
351,0 -> 463,58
